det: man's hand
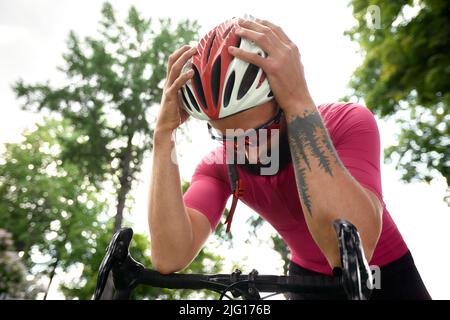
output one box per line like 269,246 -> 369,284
155,45 -> 197,134
228,18 -> 314,112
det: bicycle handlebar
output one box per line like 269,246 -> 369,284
94,219 -> 372,300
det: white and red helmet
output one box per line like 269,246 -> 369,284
180,15 -> 273,121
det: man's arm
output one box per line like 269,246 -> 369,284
285,103 -> 382,268
148,45 -> 210,274
148,130 -> 211,274
229,18 -> 383,268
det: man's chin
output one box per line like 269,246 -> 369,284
240,152 -> 291,176
239,133 -> 291,176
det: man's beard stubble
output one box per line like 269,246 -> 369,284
239,130 -> 292,176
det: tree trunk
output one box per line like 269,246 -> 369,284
113,134 -> 134,234
43,258 -> 59,300
100,134 -> 134,300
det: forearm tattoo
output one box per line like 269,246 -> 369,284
287,108 -> 342,216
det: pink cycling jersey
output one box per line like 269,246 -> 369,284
184,102 -> 409,275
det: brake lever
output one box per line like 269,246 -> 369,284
334,219 -> 372,300
94,227 -> 134,300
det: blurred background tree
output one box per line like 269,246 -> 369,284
246,216 -> 290,275
0,229 -> 42,299
14,2 -> 200,237
345,0 -> 449,203
0,119 -> 106,299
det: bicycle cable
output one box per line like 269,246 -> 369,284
218,280 -> 255,300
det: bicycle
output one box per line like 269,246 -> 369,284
94,219 -> 373,300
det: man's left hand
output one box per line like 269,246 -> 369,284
228,18 -> 314,112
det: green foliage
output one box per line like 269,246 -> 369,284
0,229 -> 42,299
58,221 -> 113,300
14,2 -> 200,209
345,0 -> 449,188
245,216 -> 289,275
213,220 -> 234,247
0,119 -> 108,297
271,235 -> 290,276
246,216 -> 265,239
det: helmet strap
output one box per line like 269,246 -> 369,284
225,163 -> 244,233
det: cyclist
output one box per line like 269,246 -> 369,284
148,16 -> 431,299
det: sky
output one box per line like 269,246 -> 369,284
0,0 -> 449,299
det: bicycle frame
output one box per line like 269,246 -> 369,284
94,219 -> 372,300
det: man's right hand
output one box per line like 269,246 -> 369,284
155,45 -> 197,134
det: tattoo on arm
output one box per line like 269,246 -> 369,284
287,108 -> 342,216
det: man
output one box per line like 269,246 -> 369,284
148,16 -> 431,299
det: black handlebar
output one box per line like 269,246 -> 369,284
94,219 -> 372,300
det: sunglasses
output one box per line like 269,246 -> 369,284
207,108 -> 283,148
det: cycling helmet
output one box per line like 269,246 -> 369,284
180,15 -> 273,121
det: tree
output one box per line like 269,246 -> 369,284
0,119 -> 107,299
345,0 -> 449,200
14,2 -> 200,236
12,2 -> 201,298
0,229 -> 42,299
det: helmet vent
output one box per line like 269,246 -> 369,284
206,32 -> 216,64
192,65 -> 208,110
235,36 -> 241,48
185,85 -> 201,113
180,89 -> 192,112
237,63 -> 259,100
222,26 -> 233,39
267,90 -> 273,98
223,71 -> 235,108
211,57 -> 221,107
